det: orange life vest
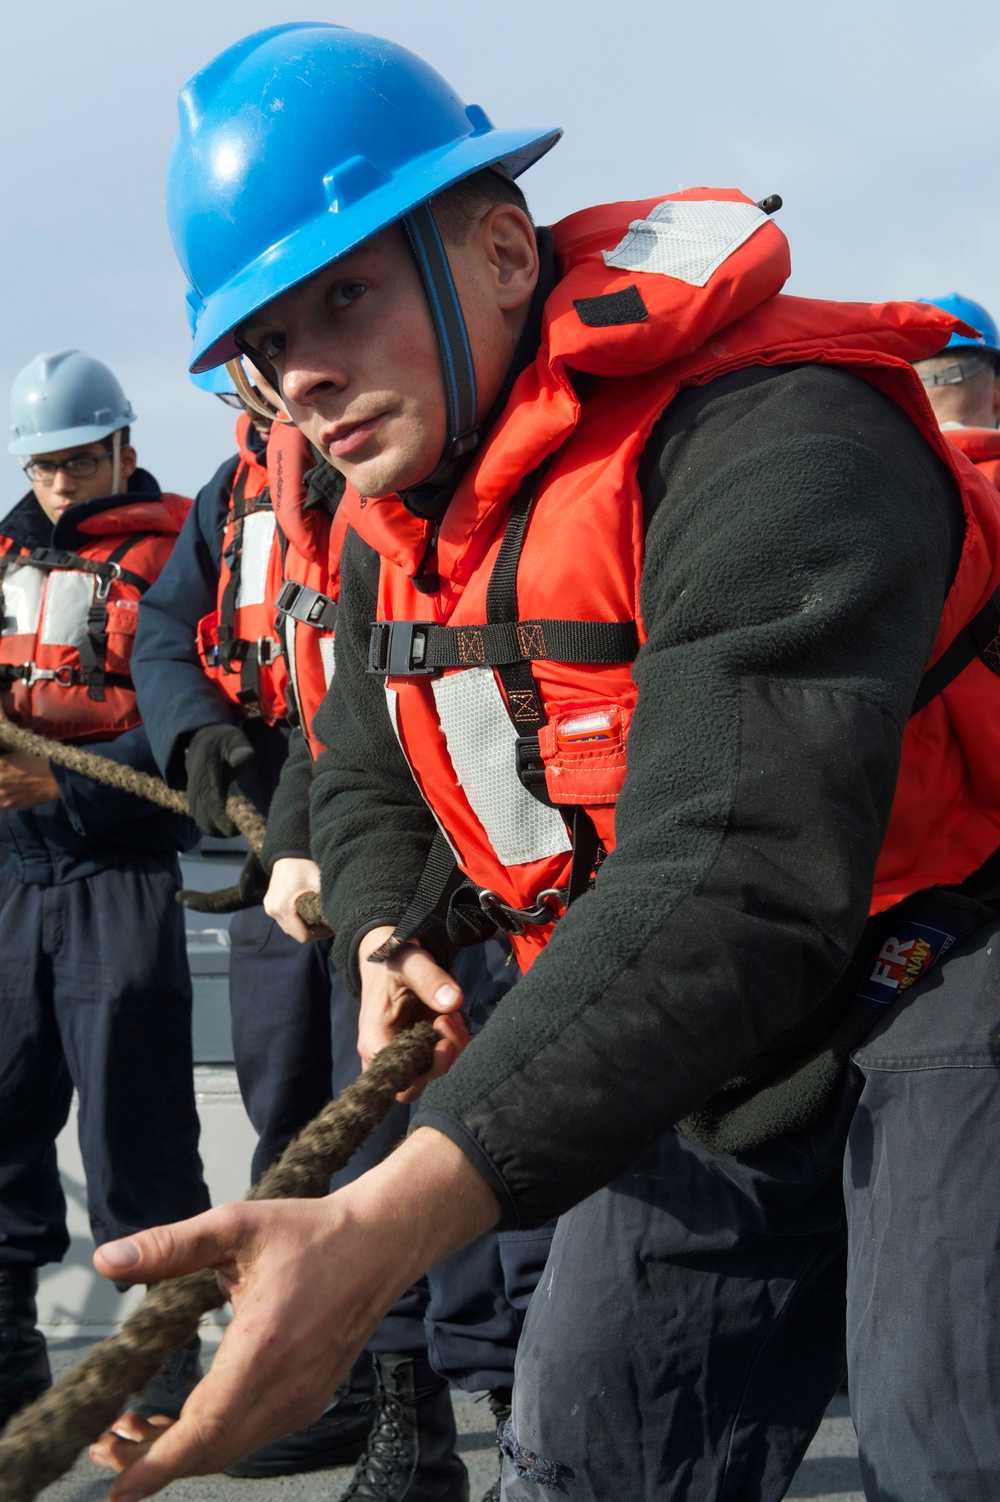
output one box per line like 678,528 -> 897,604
942,424 -> 1000,489
196,413 -> 289,722
351,189 -> 1000,972
269,422 -> 349,759
0,491 -> 192,745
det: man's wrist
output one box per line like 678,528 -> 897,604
336,1125 -> 500,1298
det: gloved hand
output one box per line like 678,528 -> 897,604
176,851 -> 268,913
184,724 -> 256,836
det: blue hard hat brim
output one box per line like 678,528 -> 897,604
190,365 -> 237,395
8,418 -> 130,457
944,331 -> 1000,358
190,123 -> 561,372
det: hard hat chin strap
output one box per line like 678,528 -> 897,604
918,350 -> 994,388
226,358 -> 293,425
402,204 -> 480,484
110,428 -> 122,495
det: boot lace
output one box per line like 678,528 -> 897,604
341,1388 -> 412,1500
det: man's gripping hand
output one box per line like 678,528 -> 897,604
358,927 -> 469,1102
184,724 -> 255,837
0,748 -> 60,809
263,857 -> 322,943
92,1129 -> 500,1498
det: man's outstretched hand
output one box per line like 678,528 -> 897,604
92,1128 -> 499,1498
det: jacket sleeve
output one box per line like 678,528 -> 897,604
411,365 -> 966,1228
309,527 -> 440,982
52,724 -> 199,847
260,727 -> 314,869
132,457 -> 238,783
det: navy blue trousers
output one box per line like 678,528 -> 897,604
501,1076 -> 856,1500
0,858 -> 210,1267
245,929 -> 550,1393
846,914 -> 1000,1502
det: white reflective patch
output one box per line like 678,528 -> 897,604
40,571 -> 94,648
432,668 -> 571,868
236,512 -> 277,609
319,635 -> 336,688
602,199 -> 768,287
385,685 -> 461,862
2,565 -> 44,636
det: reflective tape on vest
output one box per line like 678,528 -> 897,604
236,511 -> 278,608
603,198 -> 768,287
1,564 -> 44,635
40,571 -> 93,649
431,667 -> 571,867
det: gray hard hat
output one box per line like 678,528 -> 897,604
8,349 -> 136,456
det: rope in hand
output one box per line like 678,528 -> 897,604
0,719 -> 437,1500
0,718 -> 326,929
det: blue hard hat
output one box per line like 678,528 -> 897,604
917,293 -> 1000,357
8,349 -> 136,456
169,23 -> 561,374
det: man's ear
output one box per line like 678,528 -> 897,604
119,445 -> 138,482
481,204 -> 538,313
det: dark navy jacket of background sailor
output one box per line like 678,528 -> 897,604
0,472 -> 197,885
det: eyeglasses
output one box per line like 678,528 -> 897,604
23,452 -> 113,484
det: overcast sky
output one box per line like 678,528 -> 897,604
2,0 -> 998,497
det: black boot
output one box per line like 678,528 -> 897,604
480,1388 -> 512,1502
0,1268 -> 51,1431
341,1352 -> 469,1502
129,1334 -> 202,1420
225,1351 -> 377,1476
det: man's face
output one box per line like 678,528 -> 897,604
240,208 -> 537,498
23,438 -> 137,525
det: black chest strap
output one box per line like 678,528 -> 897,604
77,532 -> 157,701
911,584 -> 1000,716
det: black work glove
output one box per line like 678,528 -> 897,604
184,723 -> 256,836
176,851 -> 269,913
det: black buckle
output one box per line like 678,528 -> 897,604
275,579 -> 302,616
277,579 -> 337,630
367,621 -> 435,676
514,735 -> 547,790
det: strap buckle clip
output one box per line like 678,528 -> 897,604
477,887 -> 566,936
93,562 -> 121,601
368,621 -> 435,676
21,663 -> 73,686
257,636 -> 282,666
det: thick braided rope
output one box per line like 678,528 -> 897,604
0,720 -> 326,928
0,1020 -> 438,1501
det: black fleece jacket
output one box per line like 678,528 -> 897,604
309,360 -> 963,1230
